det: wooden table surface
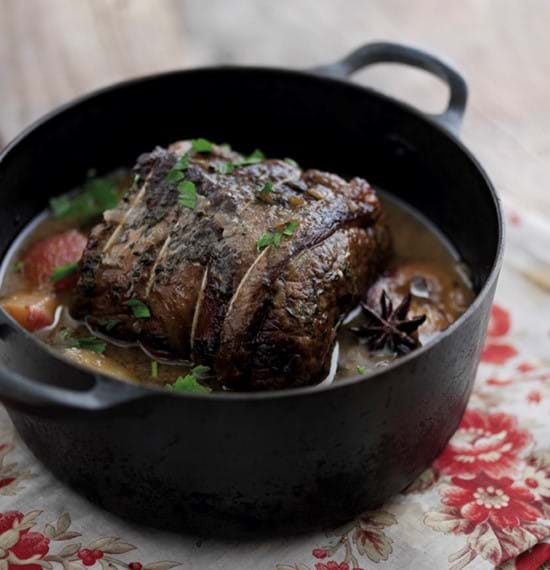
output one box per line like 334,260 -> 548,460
2,0 -> 550,216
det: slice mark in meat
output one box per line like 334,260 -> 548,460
224,247 -> 270,323
144,235 -> 171,297
272,174 -> 301,190
190,265 -> 209,351
198,170 -> 217,186
101,171 -> 153,253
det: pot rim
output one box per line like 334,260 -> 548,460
0,64 -> 505,404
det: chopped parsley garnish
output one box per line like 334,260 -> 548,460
239,149 -> 265,165
165,152 -> 190,183
284,157 -> 299,167
60,328 -> 106,353
260,182 -> 272,194
50,195 -> 71,217
151,360 -> 159,378
125,299 -> 151,319
178,180 -> 198,210
216,162 -> 234,174
59,328 -> 73,341
281,219 -> 299,235
76,337 -> 107,353
257,233 -> 273,250
256,219 -> 299,251
215,149 -> 265,175
192,138 -> 214,153
167,365 -> 211,393
50,261 -> 78,283
356,365 -> 367,375
13,261 -> 24,273
50,175 -> 119,221
257,181 -> 273,201
98,318 -> 120,332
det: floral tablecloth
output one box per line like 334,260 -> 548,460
0,204 -> 548,570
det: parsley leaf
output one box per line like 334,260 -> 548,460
165,152 -> 190,183
87,177 -> 119,211
51,261 -> 78,283
240,149 -> 265,165
256,220 -> 299,251
151,360 -> 159,378
282,219 -> 299,236
50,194 -> 72,217
167,365 -> 211,393
256,232 -> 276,251
13,261 -> 24,273
125,299 -> 151,319
59,328 -> 73,341
61,328 -> 107,353
98,318 -> 120,332
216,162 -> 234,174
216,149 -> 265,175
284,157 -> 299,167
50,175 -> 119,221
165,169 -> 185,183
76,337 -> 107,353
256,182 -> 274,203
192,138 -> 214,153
191,364 -> 210,376
356,365 -> 367,375
178,180 -> 198,210
258,182 -> 273,197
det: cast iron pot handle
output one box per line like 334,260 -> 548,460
0,363 -> 150,412
312,41 -> 468,136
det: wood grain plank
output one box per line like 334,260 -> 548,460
0,0 -> 187,144
2,0 -> 550,215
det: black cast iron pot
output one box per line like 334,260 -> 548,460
0,42 -> 503,537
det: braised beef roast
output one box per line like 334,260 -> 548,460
72,142 -> 391,390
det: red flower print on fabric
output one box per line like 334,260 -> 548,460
0,509 -> 180,570
487,305 -> 511,337
527,390 -> 542,404
434,409 -> 532,479
425,471 -> 549,567
0,511 -> 49,569
315,563 -> 350,570
481,344 -> 518,364
481,304 -> 518,364
521,451 -> 550,518
514,542 -> 550,570
441,474 -> 541,529
283,511 -> 396,570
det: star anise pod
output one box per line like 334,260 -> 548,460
351,291 -> 427,354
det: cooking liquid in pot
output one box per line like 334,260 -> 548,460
336,193 -> 474,379
0,176 -> 474,390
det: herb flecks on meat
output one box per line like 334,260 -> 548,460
257,220 -> 299,251
71,141 -> 391,390
191,138 -> 214,153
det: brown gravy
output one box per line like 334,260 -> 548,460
336,193 -> 473,380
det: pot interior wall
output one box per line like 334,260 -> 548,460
0,68 -> 499,300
